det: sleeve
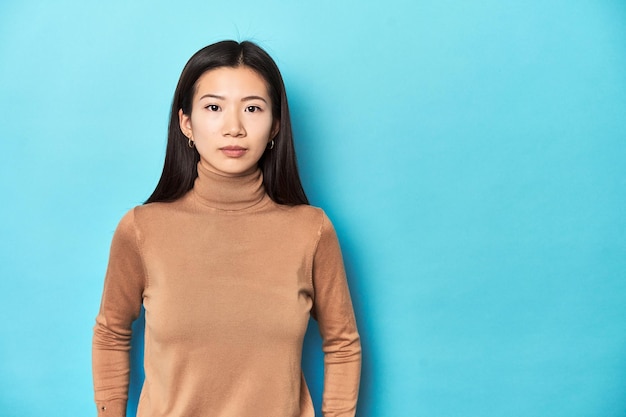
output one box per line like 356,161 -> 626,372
92,209 -> 146,417
311,212 -> 362,417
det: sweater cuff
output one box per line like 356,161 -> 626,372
96,399 -> 127,417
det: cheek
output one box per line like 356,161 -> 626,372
190,110 -> 220,130
256,116 -> 275,136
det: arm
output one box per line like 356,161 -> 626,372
312,213 -> 362,417
92,209 -> 145,416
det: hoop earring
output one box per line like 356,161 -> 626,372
188,137 -> 195,148
268,139 -> 275,150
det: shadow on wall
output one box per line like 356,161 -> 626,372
125,254 -> 373,417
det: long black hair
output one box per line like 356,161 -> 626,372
145,40 -> 308,206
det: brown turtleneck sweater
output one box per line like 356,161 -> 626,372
92,163 -> 361,417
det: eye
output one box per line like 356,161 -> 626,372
245,105 -> 262,113
205,104 -> 220,111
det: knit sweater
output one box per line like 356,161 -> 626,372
92,162 -> 361,417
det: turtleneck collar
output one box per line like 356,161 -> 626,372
192,162 -> 267,211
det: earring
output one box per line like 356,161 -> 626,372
268,139 -> 275,150
188,136 -> 195,148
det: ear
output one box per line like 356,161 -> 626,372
270,119 -> 280,139
178,109 -> 192,137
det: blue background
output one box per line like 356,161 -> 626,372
1,1 -> 625,416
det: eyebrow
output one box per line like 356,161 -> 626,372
198,94 -> 268,104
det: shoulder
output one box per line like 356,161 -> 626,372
133,200 -> 179,217
128,198 -> 189,227
114,207 -> 139,236
108,207 -> 142,252
272,203 -> 339,241
113,201 -> 176,238
274,203 -> 328,228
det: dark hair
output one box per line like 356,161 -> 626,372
145,40 -> 308,205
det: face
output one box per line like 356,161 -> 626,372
179,66 -> 279,177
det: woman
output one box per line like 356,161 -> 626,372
92,40 -> 361,417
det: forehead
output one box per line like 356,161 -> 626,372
194,66 -> 270,98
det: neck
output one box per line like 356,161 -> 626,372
192,162 -> 266,211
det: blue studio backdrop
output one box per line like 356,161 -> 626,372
1,1 -> 625,416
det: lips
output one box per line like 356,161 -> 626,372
220,145 -> 248,158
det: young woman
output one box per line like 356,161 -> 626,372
92,40 -> 361,417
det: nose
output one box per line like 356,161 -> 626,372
223,110 -> 245,137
